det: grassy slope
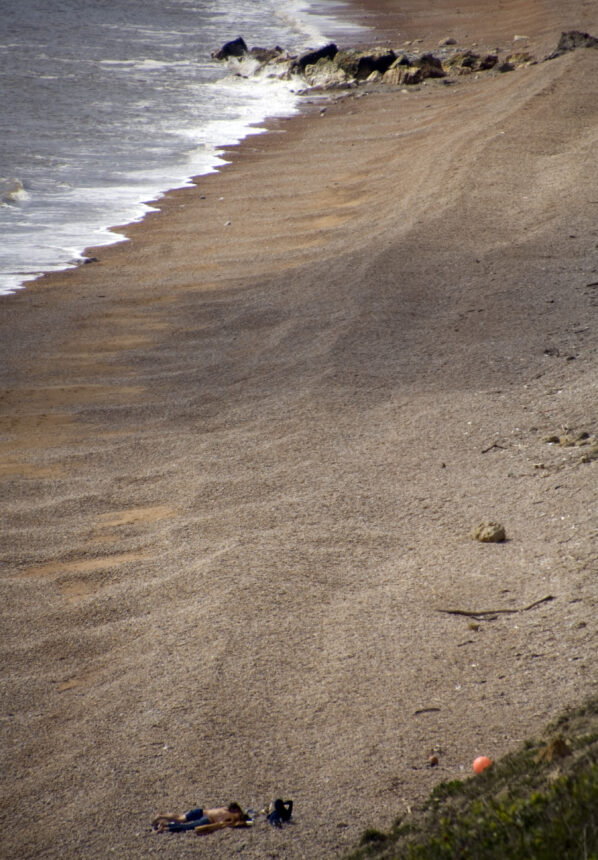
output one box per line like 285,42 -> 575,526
347,697 -> 598,859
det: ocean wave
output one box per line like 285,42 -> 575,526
100,58 -> 193,71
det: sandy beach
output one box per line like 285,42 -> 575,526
1,1 -> 598,857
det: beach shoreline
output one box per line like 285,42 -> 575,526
1,2 -> 598,858
0,0 -> 364,299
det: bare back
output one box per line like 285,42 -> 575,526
204,807 -> 241,825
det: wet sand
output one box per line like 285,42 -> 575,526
1,1 -> 598,857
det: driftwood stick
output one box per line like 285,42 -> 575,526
522,595 -> 556,612
436,594 -> 554,620
481,441 -> 505,454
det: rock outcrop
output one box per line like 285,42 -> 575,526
445,50 -> 499,74
301,57 -> 348,88
210,30 -> 598,91
548,29 -> 598,58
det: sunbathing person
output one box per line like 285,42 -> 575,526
152,802 -> 249,833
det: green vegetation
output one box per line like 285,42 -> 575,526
347,697 -> 598,859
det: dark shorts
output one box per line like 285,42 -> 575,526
168,808 -> 211,832
186,808 -> 205,821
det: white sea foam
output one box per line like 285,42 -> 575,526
278,0 -> 368,46
0,178 -> 29,205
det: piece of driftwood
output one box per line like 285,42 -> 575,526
436,594 -> 554,621
481,441 -> 506,453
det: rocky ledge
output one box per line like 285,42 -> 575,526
211,30 -> 598,91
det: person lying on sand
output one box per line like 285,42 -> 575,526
152,802 -> 250,833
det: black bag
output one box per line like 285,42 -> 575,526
267,799 -> 293,827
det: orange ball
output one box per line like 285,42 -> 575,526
473,755 -> 493,774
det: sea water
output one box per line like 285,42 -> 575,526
0,0 -> 366,295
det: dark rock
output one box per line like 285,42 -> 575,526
415,53 -> 446,78
497,61 -> 515,73
334,48 -> 396,80
550,30 -> 598,58
357,50 -> 397,79
479,53 -> 498,70
332,49 -> 361,77
294,43 -> 338,71
211,36 -> 248,60
403,68 -> 423,85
